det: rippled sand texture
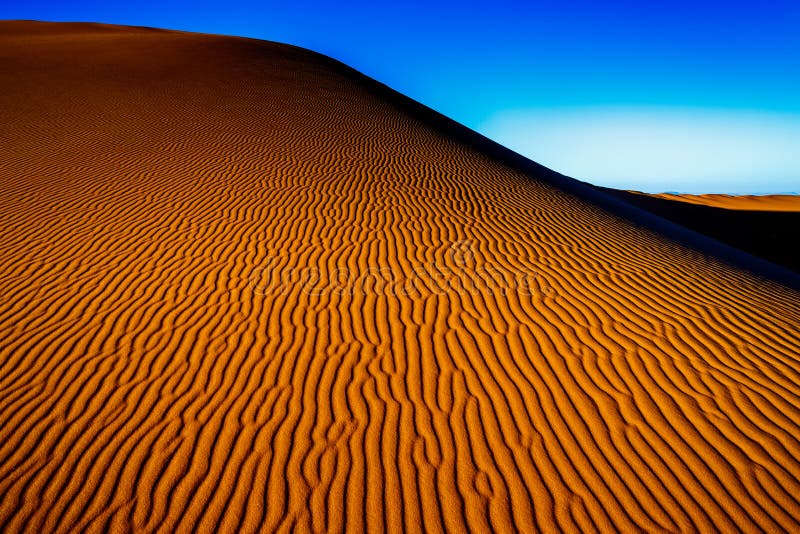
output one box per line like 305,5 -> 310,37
2,21 -> 800,533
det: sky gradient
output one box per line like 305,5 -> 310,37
4,1 -> 799,193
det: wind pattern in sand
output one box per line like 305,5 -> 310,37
1,22 -> 800,533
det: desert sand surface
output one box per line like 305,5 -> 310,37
2,21 -> 800,533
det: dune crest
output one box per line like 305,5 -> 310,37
1,21 -> 800,533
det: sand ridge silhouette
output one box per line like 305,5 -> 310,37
1,21 -> 800,533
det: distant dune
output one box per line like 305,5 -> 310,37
648,193 -> 800,212
599,189 -> 800,274
2,21 -> 800,533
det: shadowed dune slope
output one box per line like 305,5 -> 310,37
599,189 -> 800,275
2,20 -> 800,533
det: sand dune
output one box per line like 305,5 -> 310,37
2,20 -> 800,533
599,188 -> 800,275
646,193 -> 800,212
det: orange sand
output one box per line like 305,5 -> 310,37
2,21 -> 800,533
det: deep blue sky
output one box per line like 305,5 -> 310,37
4,1 -> 799,193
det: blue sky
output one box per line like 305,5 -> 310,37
4,1 -> 799,193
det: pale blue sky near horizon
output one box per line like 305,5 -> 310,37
3,0 -> 799,194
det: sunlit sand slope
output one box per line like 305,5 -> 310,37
2,21 -> 800,533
